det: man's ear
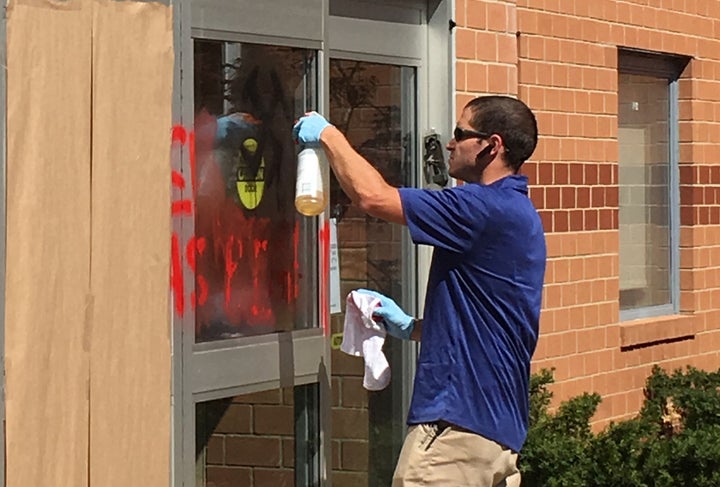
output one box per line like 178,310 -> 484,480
488,133 -> 504,156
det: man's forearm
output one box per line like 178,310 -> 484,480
320,127 -> 383,206
320,126 -> 405,225
410,319 -> 423,341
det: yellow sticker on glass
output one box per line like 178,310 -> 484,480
235,137 -> 265,210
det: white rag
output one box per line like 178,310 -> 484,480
340,291 -> 390,391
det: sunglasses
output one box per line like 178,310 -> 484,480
453,126 -> 490,142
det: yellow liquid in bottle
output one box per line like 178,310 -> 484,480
295,191 -> 327,216
295,147 -> 329,216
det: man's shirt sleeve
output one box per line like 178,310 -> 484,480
399,185 -> 488,253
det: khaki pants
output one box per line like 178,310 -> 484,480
392,422 -> 521,487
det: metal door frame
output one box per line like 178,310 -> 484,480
171,1 -> 453,485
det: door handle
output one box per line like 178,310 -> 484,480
423,132 -> 448,189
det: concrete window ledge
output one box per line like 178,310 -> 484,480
619,314 -> 696,350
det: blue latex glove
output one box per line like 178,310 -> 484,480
356,288 -> 414,340
292,112 -> 332,148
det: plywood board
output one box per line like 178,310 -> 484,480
89,1 -> 174,485
5,0 -> 92,485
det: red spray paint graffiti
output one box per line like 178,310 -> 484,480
170,116 -> 306,340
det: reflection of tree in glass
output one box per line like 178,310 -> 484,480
220,46 -> 313,213
193,41 -> 225,116
330,62 -> 401,165
330,61 -> 378,133
329,62 -> 405,217
329,61 -> 405,293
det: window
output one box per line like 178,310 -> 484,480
618,49 -> 688,320
193,40 -> 317,342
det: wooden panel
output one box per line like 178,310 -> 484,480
89,1 -> 173,485
5,0 -> 92,485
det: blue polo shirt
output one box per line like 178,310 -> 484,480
398,175 -> 546,453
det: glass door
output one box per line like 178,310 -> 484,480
174,1 -> 452,485
325,2 -> 429,483
189,39 -> 323,487
327,59 -> 417,486
176,1 -> 329,484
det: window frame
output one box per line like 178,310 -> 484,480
617,48 -> 689,322
175,26 -> 329,486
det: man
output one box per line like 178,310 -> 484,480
293,95 -> 546,486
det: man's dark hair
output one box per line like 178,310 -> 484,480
465,95 -> 538,172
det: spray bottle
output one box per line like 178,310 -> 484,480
295,146 -> 329,216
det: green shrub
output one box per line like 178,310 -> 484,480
519,366 -> 720,487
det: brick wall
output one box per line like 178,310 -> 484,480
201,389 -> 296,487
456,0 -> 720,427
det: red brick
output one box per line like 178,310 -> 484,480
456,28 -> 477,59
332,471 -> 368,487
225,437 -> 281,467
341,440 -> 369,471
234,389 -> 281,405
254,468 -> 294,487
282,439 -> 295,468
332,408 -> 369,440
254,405 -> 294,435
205,466 -> 252,487
340,377 -> 368,408
215,404 -> 252,434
